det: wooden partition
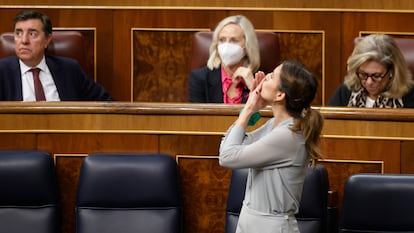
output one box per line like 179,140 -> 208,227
0,102 -> 413,233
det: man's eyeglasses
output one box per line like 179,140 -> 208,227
356,70 -> 389,82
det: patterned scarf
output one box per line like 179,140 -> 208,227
348,88 -> 403,108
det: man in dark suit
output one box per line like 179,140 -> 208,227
0,10 -> 112,101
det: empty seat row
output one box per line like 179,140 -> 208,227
0,150 -> 335,233
0,150 -> 181,233
1,150 -> 413,233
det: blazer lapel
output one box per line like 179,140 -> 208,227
45,56 -> 66,99
10,57 -> 23,100
206,68 -> 223,103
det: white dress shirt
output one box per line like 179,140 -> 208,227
20,57 -> 60,101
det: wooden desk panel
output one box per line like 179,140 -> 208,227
0,102 -> 413,233
0,133 -> 37,149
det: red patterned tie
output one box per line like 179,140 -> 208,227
31,68 -> 45,101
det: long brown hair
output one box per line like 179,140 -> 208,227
279,61 -> 324,166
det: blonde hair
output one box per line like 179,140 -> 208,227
344,34 -> 413,98
207,15 -> 260,72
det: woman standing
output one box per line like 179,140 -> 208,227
219,61 -> 323,233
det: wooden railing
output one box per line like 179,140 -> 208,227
0,102 -> 413,233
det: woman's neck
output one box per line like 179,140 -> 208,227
368,93 -> 379,100
272,105 -> 292,127
223,61 -> 244,76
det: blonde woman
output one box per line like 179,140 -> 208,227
189,15 -> 260,103
329,34 -> 414,107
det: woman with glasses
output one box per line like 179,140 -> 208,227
328,34 -> 414,108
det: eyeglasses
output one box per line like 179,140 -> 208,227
356,70 -> 389,82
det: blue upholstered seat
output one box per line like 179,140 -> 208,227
75,153 -> 182,233
339,173 -> 414,233
0,150 -> 59,233
224,164 -> 333,233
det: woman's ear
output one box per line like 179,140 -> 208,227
273,91 -> 285,103
277,91 -> 285,100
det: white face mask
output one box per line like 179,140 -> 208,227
218,42 -> 245,66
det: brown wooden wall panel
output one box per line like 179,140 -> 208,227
54,154 -> 85,233
4,0 -> 414,10
133,30 -> 194,102
321,138 -> 400,173
160,135 -> 227,233
72,29 -> 95,80
278,32 -> 323,105
48,9 -> 114,98
38,134 -> 159,154
177,156 -> 230,233
159,135 -> 222,156
159,135 -> 226,233
340,12 -> 414,89
319,160 -> 383,214
0,133 -> 37,149
401,141 -> 414,174
320,138 -> 397,217
113,10 -> 227,101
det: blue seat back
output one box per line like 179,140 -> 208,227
225,164 -> 330,233
76,153 -> 182,233
0,150 -> 59,233
340,173 -> 414,233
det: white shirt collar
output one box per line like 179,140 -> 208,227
19,56 -> 48,74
